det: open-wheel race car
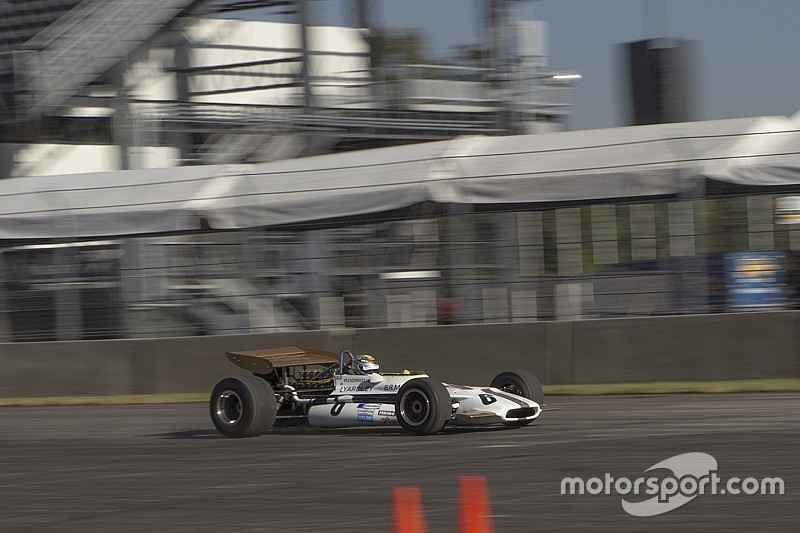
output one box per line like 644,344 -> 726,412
209,346 -> 544,437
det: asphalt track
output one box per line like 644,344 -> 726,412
1,393 -> 798,532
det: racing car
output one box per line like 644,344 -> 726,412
209,346 -> 544,437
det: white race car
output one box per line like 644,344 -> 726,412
210,346 -> 543,437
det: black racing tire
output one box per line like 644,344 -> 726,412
395,377 -> 452,435
490,370 -> 543,427
490,369 -> 544,405
210,375 -> 277,438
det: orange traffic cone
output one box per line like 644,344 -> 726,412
393,485 -> 428,533
457,476 -> 495,533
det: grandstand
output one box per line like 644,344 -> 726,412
0,113 -> 799,340
0,0 -> 576,176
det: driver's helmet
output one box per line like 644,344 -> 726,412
354,354 -> 380,374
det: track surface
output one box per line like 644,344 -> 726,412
1,393 -> 798,532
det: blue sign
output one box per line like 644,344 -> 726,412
725,252 -> 786,309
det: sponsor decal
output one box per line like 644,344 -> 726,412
357,403 -> 381,410
378,409 -> 395,417
382,384 -> 401,392
357,413 -> 373,422
339,384 -> 374,393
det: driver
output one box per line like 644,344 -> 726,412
353,354 -> 380,375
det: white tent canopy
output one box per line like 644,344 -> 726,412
1,114 -> 799,241
699,110 -> 800,186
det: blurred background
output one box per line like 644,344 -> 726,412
0,0 -> 798,342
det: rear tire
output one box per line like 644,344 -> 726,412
395,378 -> 451,435
210,375 -> 277,438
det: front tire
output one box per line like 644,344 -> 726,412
395,378 -> 451,435
490,370 -> 543,427
210,375 -> 277,438
490,369 -> 544,405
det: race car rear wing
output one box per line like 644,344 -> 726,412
226,346 -> 339,374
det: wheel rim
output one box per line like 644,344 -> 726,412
399,389 -> 430,427
214,390 -> 243,425
498,381 -> 523,396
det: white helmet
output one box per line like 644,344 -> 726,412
355,354 -> 379,374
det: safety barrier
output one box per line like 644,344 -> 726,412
0,310 -> 798,398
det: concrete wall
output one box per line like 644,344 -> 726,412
0,311 -> 798,397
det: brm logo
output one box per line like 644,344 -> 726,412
479,394 -> 497,406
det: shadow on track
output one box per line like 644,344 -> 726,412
155,429 -> 222,439
153,423 -> 526,439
